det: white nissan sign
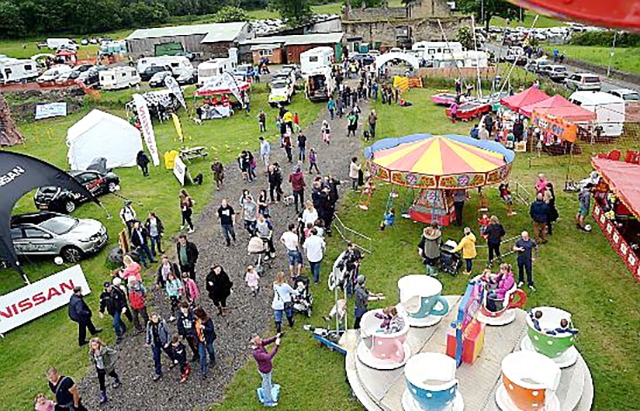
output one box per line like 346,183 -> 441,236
0,265 -> 91,334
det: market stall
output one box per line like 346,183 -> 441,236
591,157 -> 640,281
529,108 -> 592,155
500,87 -> 549,114
193,76 -> 250,120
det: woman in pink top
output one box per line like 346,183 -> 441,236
534,173 -> 548,195
495,266 -> 515,299
181,272 -> 200,304
120,255 -> 142,283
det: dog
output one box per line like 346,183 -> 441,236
282,195 -> 295,206
193,117 -> 202,125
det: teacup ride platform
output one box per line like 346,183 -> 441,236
345,295 -> 594,411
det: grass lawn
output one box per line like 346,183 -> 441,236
491,11 -> 561,29
542,45 -> 640,76
0,83 -> 321,411
213,88 -> 640,411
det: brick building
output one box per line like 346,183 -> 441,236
241,33 -> 345,64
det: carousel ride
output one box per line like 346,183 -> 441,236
363,134 -> 516,226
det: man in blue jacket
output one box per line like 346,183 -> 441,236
529,193 -> 550,244
68,286 -> 101,346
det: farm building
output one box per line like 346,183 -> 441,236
126,22 -> 251,59
241,32 -> 345,65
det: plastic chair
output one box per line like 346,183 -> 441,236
625,150 -> 640,164
608,149 -> 622,161
596,153 -> 608,159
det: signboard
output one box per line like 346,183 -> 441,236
173,156 -> 187,186
132,94 -> 160,166
164,76 -> 186,110
531,110 -> 578,143
35,102 -> 67,120
0,265 -> 91,334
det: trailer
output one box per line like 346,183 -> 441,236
0,58 -> 39,84
99,67 -> 141,90
305,67 -> 335,102
447,102 -> 491,121
300,47 -> 333,78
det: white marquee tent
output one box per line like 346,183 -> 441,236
67,109 -> 143,170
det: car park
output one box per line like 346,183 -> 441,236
565,73 -> 601,91
607,88 -> 640,102
539,65 -> 569,82
140,65 -> 171,81
34,169 -> 120,214
10,212 -> 108,263
149,71 -> 173,87
269,79 -> 295,106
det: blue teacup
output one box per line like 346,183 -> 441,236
405,353 -> 458,411
398,275 -> 449,319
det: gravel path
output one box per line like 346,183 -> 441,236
78,88 -> 369,411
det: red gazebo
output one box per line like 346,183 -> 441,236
500,87 -> 550,113
520,95 -> 596,122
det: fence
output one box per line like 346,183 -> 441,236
332,213 -> 373,254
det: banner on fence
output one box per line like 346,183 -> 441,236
531,110 -> 578,143
132,94 -> 160,166
35,102 -> 67,120
0,265 -> 91,334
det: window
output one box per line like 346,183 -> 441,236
171,62 -> 179,67
23,228 -> 50,239
259,49 -> 273,57
122,72 -> 127,77
309,56 -> 318,63
10,228 -> 22,240
25,64 -> 32,71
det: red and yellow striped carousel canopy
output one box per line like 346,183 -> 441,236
365,134 -> 515,189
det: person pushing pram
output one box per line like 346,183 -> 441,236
328,242 -> 364,297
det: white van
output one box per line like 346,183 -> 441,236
99,67 -> 141,90
36,65 -> 72,84
569,91 -> 626,137
137,56 -> 193,77
305,67 -> 335,102
197,48 -> 238,85
0,59 -> 39,84
300,47 -> 334,78
46,38 -> 76,51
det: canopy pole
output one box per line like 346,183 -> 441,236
437,19 -> 466,88
470,15 -> 483,99
498,15 -> 539,95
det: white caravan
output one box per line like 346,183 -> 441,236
412,41 -> 464,60
569,91 -> 626,137
0,58 -> 39,84
305,67 -> 335,102
137,56 -> 193,77
197,48 -> 238,85
300,47 -> 334,78
99,67 -> 141,90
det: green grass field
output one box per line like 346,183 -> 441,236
542,45 -> 640,76
0,84 -> 321,411
491,11 -> 561,29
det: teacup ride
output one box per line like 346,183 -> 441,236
398,275 -> 450,327
520,307 -> 579,368
496,351 -> 561,411
357,308 -> 412,370
473,275 -> 527,326
402,353 -> 464,411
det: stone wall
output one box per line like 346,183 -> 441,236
345,6 -> 409,21
412,0 -> 452,18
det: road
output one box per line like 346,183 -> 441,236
485,43 -> 639,93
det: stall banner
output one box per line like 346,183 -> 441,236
35,102 -> 67,120
0,265 -> 91,334
171,113 -> 185,142
132,94 -> 160,166
531,110 -> 577,143
164,76 -> 186,110
222,72 -> 244,108
173,156 -> 187,186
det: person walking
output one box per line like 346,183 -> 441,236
280,223 -> 303,278
452,189 -> 466,226
282,132 -> 293,163
303,228 -> 326,284
513,231 -> 538,291
327,97 -> 336,120
47,367 -> 88,411
179,189 -> 195,233
165,272 -> 183,321
216,198 -> 237,247
418,223 -> 442,276
245,265 -> 261,296
368,110 -> 377,139
205,263 -> 233,316
576,183 -> 594,231
259,137 -> 270,172
301,201 -> 319,227
145,212 -> 165,256
68,286 -> 101,347
271,272 -> 298,333
88,338 -> 121,404
145,313 -> 174,381
119,200 -> 137,234
289,165 -> 306,214
176,234 -> 199,280
297,131 -> 307,162
485,215 -> 506,266
256,213 -> 276,259
354,275 -> 385,329
268,164 -> 284,203
129,221 -> 155,267
170,336 -> 191,384
194,307 -> 217,380
308,148 -> 320,174
181,271 -> 200,306
240,192 -> 259,236
258,109 -> 267,132
321,120 -> 331,145
238,151 -> 253,182
544,184 -> 559,235
156,255 -> 180,289
176,301 -> 199,362
99,281 -> 129,343
349,157 -> 361,191
120,254 -> 142,283
211,159 -> 225,191
452,227 -> 477,276
529,192 -> 550,244
251,333 -> 281,408
346,110 -> 357,137
127,279 -> 149,333
136,150 -> 150,177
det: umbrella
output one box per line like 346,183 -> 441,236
365,134 -> 515,190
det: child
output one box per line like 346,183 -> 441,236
181,271 -> 200,306
245,265 -> 260,296
308,148 -> 320,174
171,336 -> 191,383
499,183 -> 516,216
304,222 -> 314,239
529,310 -> 543,332
34,394 -> 54,411
478,213 -> 490,238
379,208 -> 396,231
321,120 -> 331,145
165,272 -> 183,321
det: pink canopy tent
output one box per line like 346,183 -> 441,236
520,94 -> 596,122
500,87 -> 550,113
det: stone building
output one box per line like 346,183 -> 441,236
342,0 -> 471,50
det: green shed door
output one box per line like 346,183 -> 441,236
335,43 -> 343,61
155,42 -> 184,57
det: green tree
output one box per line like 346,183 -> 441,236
457,26 -> 473,50
456,0 -> 520,31
213,6 -> 249,22
269,0 -> 312,25
0,1 -> 25,38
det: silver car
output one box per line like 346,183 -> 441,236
10,212 -> 108,263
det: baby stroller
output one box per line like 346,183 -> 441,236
440,240 -> 461,276
291,276 -> 313,317
303,298 -> 348,355
247,236 -> 271,274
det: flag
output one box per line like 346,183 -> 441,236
132,94 -> 160,166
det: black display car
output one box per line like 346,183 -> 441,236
140,65 -> 171,81
34,170 -> 120,214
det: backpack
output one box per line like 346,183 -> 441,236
128,289 -> 146,310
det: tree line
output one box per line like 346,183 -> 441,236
0,0 -> 315,39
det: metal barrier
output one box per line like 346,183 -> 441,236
513,181 -> 532,206
332,213 -> 373,254
474,235 -> 522,263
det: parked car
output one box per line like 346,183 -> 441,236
272,70 -> 296,86
539,65 -> 569,82
75,69 -> 100,88
10,212 -> 108,263
149,71 -> 173,87
525,58 -> 552,74
351,53 -> 375,66
607,88 -> 640,102
73,64 -> 94,73
233,64 -> 255,81
140,65 -> 170,81
565,73 -> 601,91
269,79 -> 295,106
55,70 -> 81,85
176,68 -> 197,85
34,169 -> 120,214
175,51 -> 195,61
36,65 -> 72,84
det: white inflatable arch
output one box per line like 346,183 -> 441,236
374,52 -> 420,71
